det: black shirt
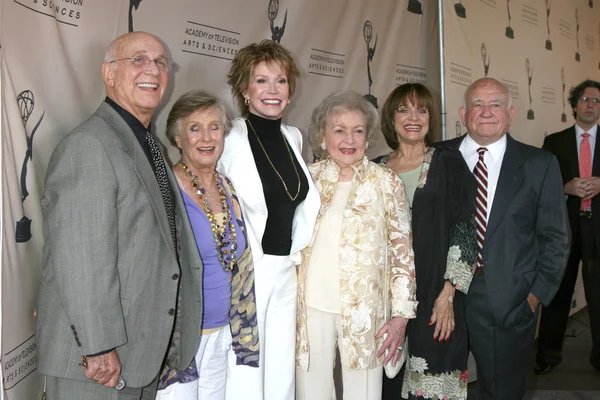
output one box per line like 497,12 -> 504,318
246,113 -> 309,255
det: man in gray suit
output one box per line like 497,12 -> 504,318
441,78 -> 570,399
37,32 -> 202,399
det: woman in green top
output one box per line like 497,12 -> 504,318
374,83 -> 477,400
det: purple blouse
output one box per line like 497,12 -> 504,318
181,183 -> 246,330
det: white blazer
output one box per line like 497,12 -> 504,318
218,118 -> 320,263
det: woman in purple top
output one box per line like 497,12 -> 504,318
156,90 -> 259,400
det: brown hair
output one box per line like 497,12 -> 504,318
227,40 -> 300,115
380,83 -> 439,149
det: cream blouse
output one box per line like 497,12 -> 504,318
296,157 -> 417,371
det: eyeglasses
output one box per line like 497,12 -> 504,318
108,56 -> 175,72
579,96 -> 600,104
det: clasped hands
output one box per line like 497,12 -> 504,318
565,177 -> 600,200
82,349 -> 122,388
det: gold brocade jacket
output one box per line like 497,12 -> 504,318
296,157 -> 417,371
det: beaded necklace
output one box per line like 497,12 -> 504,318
179,160 -> 237,272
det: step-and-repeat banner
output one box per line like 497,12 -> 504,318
443,0 -> 600,314
0,0 -> 438,397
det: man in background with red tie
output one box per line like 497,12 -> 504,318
440,77 -> 570,399
537,79 -> 600,375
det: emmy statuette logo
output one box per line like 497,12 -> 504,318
363,21 -> 378,109
561,67 -> 567,122
456,121 -> 463,138
590,0 -> 594,8
481,43 -> 490,78
455,0 -> 466,18
129,0 -> 142,32
545,0 -> 552,50
575,8 -> 580,62
598,23 -> 600,70
268,0 -> 287,43
16,90 -> 45,243
505,0 -> 514,39
407,0 -> 423,14
526,58 -> 534,120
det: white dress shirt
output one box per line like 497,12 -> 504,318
459,134 -> 507,222
575,123 -> 597,165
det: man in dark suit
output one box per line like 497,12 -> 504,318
536,79 -> 600,374
441,78 -> 570,399
37,32 -> 203,399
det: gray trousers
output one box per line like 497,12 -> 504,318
45,375 -> 158,400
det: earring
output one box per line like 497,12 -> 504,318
365,142 -> 369,149
320,142 -> 327,150
244,97 -> 249,105
287,99 -> 291,105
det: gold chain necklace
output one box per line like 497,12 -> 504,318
247,118 -> 301,201
179,160 -> 237,272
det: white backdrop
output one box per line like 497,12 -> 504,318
0,0 -> 439,398
442,0 -> 600,315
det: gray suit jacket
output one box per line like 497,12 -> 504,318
37,102 -> 203,388
442,134 -> 570,328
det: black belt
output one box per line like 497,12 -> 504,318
579,210 -> 592,218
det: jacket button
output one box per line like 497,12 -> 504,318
168,308 -> 175,316
172,273 -> 179,280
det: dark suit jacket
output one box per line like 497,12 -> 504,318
37,102 -> 203,388
543,125 -> 600,249
441,134 -> 570,328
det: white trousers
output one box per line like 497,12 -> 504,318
225,254 -> 297,400
295,307 -> 383,400
155,326 -> 231,400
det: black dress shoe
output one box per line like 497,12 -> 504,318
534,361 -> 555,375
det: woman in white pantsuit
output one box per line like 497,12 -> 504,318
218,40 -> 320,400
295,91 -> 418,400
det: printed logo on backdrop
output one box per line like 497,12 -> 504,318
544,0 -> 552,50
15,0 -> 83,27
407,0 -> 422,15
501,78 -> 519,102
481,43 -> 490,78
505,0 -> 514,39
561,67 -> 567,122
363,21 -> 378,109
455,0 -> 467,18
181,21 -> 240,61
129,0 -> 142,32
575,9 -> 581,62
526,58 -> 534,120
395,64 -> 426,86
590,0 -> 594,8
521,4 -> 538,27
268,0 -> 287,43
3,335 -> 37,391
16,90 -> 45,243
449,62 -> 472,87
307,48 -> 345,79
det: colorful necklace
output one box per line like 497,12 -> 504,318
179,160 -> 237,272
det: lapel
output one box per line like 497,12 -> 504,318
486,135 -> 524,239
96,102 -> 176,258
592,125 -> 600,177
565,126 -> 580,179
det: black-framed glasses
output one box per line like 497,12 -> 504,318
108,56 -> 175,72
580,96 -> 600,104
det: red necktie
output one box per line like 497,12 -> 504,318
580,133 -> 592,211
474,147 -> 488,268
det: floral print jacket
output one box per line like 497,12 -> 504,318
296,157 -> 418,371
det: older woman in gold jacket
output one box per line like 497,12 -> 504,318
295,91 -> 417,400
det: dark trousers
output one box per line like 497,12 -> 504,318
45,374 -> 158,400
381,365 -> 405,399
466,275 -> 538,400
537,216 -> 600,370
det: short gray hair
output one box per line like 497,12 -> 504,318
308,91 -> 379,159
165,90 -> 232,147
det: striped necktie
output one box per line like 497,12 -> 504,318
580,132 -> 592,211
474,147 -> 488,268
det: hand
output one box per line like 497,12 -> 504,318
430,282 -> 455,342
527,292 -> 540,313
84,350 -> 122,388
376,317 -> 408,366
565,177 -> 594,198
583,177 -> 600,201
